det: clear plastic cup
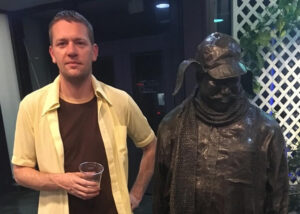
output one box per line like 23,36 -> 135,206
79,162 -> 104,187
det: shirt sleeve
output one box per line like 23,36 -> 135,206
125,94 -> 155,148
11,101 -> 37,168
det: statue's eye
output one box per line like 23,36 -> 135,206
208,80 -> 216,87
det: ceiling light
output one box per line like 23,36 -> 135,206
156,3 -> 170,9
214,18 -> 224,23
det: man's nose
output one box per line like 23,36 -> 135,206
66,43 -> 77,57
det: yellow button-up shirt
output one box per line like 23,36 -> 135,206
12,75 -> 155,214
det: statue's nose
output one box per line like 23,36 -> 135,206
221,86 -> 231,95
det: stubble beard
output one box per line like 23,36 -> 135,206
61,68 -> 92,86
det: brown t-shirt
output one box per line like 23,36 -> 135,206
58,96 -> 118,214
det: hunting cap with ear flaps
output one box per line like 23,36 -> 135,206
173,32 -> 247,95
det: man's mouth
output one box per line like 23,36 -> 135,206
66,61 -> 81,65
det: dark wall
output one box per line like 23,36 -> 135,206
0,106 -> 13,195
181,0 -> 216,96
99,34 -> 173,194
215,0 -> 232,34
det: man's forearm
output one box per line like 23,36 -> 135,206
13,165 -> 100,200
13,165 -> 66,191
130,138 -> 157,200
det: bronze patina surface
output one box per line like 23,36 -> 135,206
153,32 -> 289,214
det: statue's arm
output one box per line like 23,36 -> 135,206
153,120 -> 174,214
265,125 -> 289,214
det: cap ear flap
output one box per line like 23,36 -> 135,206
172,59 -> 202,96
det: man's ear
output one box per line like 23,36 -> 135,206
49,45 -> 56,63
92,43 -> 99,62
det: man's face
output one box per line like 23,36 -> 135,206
199,74 -> 242,112
49,20 -> 98,83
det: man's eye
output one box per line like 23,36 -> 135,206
57,42 -> 66,47
76,41 -> 87,46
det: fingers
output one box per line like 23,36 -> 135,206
69,183 -> 100,200
72,188 -> 100,200
76,172 -> 95,179
72,172 -> 100,188
75,181 -> 100,193
67,173 -> 100,200
79,178 -> 100,188
130,193 -> 141,210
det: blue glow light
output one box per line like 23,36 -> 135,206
214,18 -> 224,23
156,3 -> 170,9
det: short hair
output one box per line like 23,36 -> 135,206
49,10 -> 94,45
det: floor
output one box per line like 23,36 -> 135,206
1,186 -> 299,213
0,187 -> 38,214
0,186 -> 152,214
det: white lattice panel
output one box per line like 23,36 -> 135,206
233,0 -> 300,150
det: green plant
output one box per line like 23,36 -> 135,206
239,2 -> 300,210
239,0 -> 300,94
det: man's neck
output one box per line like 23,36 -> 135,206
59,75 -> 94,103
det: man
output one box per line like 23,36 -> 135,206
12,10 -> 156,214
153,32 -> 289,214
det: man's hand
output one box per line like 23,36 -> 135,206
13,165 -> 100,200
130,192 -> 141,210
54,172 -> 100,200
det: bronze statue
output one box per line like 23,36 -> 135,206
153,32 -> 289,214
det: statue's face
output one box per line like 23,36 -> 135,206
198,74 -> 242,112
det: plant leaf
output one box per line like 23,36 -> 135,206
256,53 -> 265,70
280,30 -> 287,37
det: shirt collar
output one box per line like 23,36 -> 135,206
42,75 -> 112,116
42,76 -> 60,116
91,75 -> 112,105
